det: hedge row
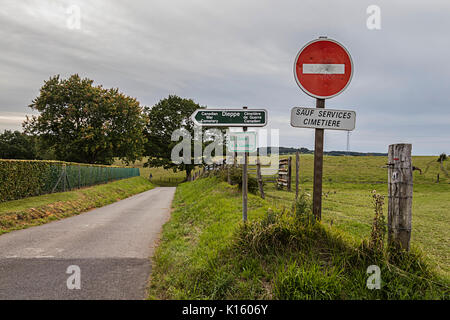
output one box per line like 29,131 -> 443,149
0,159 -> 140,203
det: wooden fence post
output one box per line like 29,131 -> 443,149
78,165 -> 81,189
256,157 -> 265,199
388,143 -> 413,251
295,151 -> 299,199
287,156 -> 292,192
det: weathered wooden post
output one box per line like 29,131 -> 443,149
256,157 -> 265,199
313,98 -> 325,221
287,156 -> 292,192
388,143 -> 413,251
295,151 -> 299,199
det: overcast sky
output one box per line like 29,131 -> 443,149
1,0 -> 449,155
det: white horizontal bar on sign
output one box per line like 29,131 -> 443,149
302,64 -> 345,74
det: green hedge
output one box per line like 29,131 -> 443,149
0,160 -> 140,202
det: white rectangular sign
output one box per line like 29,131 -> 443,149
290,107 -> 356,131
227,132 -> 257,152
302,64 -> 345,74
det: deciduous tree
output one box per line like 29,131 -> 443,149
23,74 -> 146,164
144,95 -> 203,180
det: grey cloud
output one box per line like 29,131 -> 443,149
0,0 -> 449,155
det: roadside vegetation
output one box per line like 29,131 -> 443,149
115,158 -> 205,187
148,156 -> 449,299
116,158 -> 187,187
261,154 -> 450,277
0,176 -> 154,235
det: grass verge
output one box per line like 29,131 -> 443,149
148,177 -> 449,300
0,176 -> 154,235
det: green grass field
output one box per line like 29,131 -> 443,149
0,176 -> 154,234
258,155 -> 450,277
115,158 -> 190,186
148,155 -> 449,300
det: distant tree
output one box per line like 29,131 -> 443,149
143,95 -> 204,180
437,153 -> 447,162
23,74 -> 147,164
0,130 -> 39,159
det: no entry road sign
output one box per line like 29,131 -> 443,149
191,109 -> 267,127
293,38 -> 353,99
291,107 -> 356,131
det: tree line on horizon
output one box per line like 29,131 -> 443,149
258,146 -> 389,157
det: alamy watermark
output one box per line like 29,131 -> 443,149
66,5 -> 81,30
366,5 -> 381,30
366,265 -> 381,289
66,265 -> 81,290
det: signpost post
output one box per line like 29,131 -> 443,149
293,37 -> 354,221
191,107 -> 267,222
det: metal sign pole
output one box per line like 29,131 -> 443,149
242,106 -> 248,222
313,98 -> 325,221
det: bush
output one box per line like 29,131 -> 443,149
0,160 -> 139,202
220,166 -> 260,194
294,192 -> 315,225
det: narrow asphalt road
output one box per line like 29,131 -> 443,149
0,187 -> 176,300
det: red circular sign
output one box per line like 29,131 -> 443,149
294,38 -> 353,99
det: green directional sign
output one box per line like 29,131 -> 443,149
191,109 -> 267,127
227,132 -> 257,153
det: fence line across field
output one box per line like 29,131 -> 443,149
52,164 -> 140,193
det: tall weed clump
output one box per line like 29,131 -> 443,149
368,190 -> 386,252
294,192 -> 315,225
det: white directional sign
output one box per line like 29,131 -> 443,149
290,107 -> 356,131
227,132 -> 257,152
